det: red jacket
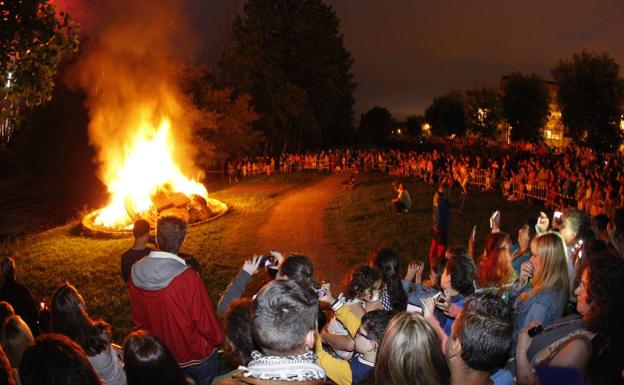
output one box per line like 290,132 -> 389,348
129,267 -> 222,367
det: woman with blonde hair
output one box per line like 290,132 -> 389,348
509,232 -> 569,349
0,315 -> 33,369
372,313 -> 450,385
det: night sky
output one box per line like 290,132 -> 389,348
55,0 -> 624,120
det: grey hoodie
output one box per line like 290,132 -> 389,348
131,251 -> 189,290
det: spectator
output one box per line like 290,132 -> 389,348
322,266 -> 382,360
371,313 -> 450,385
51,282 -> 126,385
317,309 -> 394,385
0,315 -> 33,370
123,330 -> 193,385
447,293 -> 513,385
510,219 -> 538,275
212,299 -> 257,383
411,249 -> 476,337
430,185 -> 452,274
514,241 -> 624,385
0,257 -> 39,336
509,232 -> 569,350
369,248 -> 407,312
476,233 -> 516,288
214,279 -> 329,384
391,183 -> 411,213
217,252 -> 314,316
19,333 -> 101,385
120,219 -> 152,283
129,215 -> 222,385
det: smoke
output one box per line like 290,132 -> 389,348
65,0 -> 206,186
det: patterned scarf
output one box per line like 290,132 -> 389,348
239,350 -> 326,381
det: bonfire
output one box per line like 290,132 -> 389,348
82,118 -> 227,234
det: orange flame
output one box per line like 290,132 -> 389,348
94,118 -> 207,228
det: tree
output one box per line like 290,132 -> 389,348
465,87 -> 502,139
502,73 -> 550,143
358,107 -> 394,145
181,66 -> 261,173
221,0 -> 356,152
404,114 -> 424,137
425,91 -> 466,137
0,0 -> 79,144
552,51 -> 624,151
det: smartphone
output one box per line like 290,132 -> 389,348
315,288 -> 326,298
406,303 -> 423,314
260,254 -> 276,267
471,225 -> 476,240
490,210 -> 500,229
553,211 -> 563,220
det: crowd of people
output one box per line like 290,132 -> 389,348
1,138 -> 624,384
228,139 -> 624,219
0,197 -> 622,384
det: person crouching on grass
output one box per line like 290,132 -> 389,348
316,284 -> 394,385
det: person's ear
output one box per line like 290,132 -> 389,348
448,336 -> 462,360
370,340 -> 378,353
304,330 -> 316,351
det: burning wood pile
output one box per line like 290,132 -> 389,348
81,120 -> 227,235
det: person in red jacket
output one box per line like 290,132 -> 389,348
128,215 -> 222,385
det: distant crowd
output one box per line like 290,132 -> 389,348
228,139 -> 624,219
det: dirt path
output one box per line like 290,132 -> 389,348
256,175 -> 348,285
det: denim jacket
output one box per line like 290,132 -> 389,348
511,285 -> 566,351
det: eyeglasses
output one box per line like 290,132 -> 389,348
356,329 -> 375,342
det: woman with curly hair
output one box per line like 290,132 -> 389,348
51,282 -> 126,385
476,232 -> 516,289
514,241 -> 624,384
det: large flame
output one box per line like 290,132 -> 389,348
94,118 -> 207,228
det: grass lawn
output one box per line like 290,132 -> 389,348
3,171 -> 537,345
324,173 -> 537,267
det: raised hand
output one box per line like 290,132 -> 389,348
242,255 -> 263,276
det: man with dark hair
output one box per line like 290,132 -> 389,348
215,279 -> 329,384
19,333 -> 101,385
129,216 -> 222,385
446,292 -> 513,385
120,219 -> 152,282
0,257 -> 40,335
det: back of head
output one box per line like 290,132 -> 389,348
374,313 -> 449,385
279,255 -> 314,285
344,265 -> 382,301
369,248 -> 399,280
360,310 -> 395,343
51,282 -> 107,356
253,279 -> 318,356
563,208 -> 593,244
123,330 -> 188,385
446,252 -> 476,296
452,292 -> 513,373
0,258 -> 15,281
156,216 -> 187,254
224,299 -> 256,365
132,219 -> 151,239
19,333 -> 101,385
478,233 -> 512,288
1,315 -> 34,369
